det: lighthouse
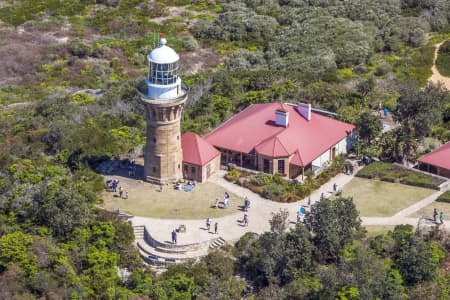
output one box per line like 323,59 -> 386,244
137,35 -> 188,184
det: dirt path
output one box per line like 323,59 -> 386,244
428,40 -> 450,90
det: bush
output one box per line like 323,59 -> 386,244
436,191 -> 450,203
356,162 -> 443,189
248,173 -> 273,186
224,169 -> 241,182
261,183 -> 286,201
436,40 -> 450,77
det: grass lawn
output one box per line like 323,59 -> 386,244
342,177 -> 435,217
101,177 -> 242,219
364,225 -> 397,237
409,201 -> 450,219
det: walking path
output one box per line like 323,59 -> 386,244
131,167 -> 449,262
132,167 -> 360,245
428,40 -> 450,90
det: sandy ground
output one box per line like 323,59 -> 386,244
428,41 -> 450,90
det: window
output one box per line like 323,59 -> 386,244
191,166 -> 196,173
178,164 -> 180,169
149,62 -> 179,85
153,138 -> 156,143
152,167 -> 156,173
263,159 -> 270,173
184,164 -> 188,171
278,160 -> 285,174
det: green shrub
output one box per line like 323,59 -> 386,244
436,191 -> 450,203
356,162 -> 443,189
436,40 -> 450,76
248,173 -> 273,186
225,169 -> 241,182
261,183 -> 285,200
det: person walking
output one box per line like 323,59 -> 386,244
224,197 -> 229,209
333,183 -> 337,192
243,211 -> 248,226
244,196 -> 250,211
159,183 -> 163,192
433,208 -> 438,223
440,212 -> 444,224
206,217 -> 211,232
214,222 -> 218,234
307,196 -> 311,206
125,191 -> 128,200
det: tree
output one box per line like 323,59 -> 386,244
356,112 -> 383,144
395,83 -> 449,140
305,197 -> 361,262
269,209 -> 289,235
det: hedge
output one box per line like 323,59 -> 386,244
436,191 -> 450,203
356,162 -> 443,189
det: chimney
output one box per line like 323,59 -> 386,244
275,109 -> 289,127
296,103 -> 311,121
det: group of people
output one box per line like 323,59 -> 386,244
433,208 -> 445,224
214,192 -> 230,209
106,179 -> 128,199
206,217 -> 219,234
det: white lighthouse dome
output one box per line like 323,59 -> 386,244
148,38 -> 179,64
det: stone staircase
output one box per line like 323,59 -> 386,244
209,237 -> 226,250
134,225 -> 221,268
133,225 -> 144,240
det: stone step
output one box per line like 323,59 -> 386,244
209,237 -> 226,249
137,239 -> 207,262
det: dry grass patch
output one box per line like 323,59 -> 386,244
101,177 -> 242,219
342,177 -> 435,217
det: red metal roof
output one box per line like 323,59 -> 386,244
418,141 -> 450,171
204,103 -> 355,167
182,132 -> 220,166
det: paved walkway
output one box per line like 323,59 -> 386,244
131,168 -> 448,246
132,168 -> 361,245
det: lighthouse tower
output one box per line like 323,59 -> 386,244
137,35 -> 188,184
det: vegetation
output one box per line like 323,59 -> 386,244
0,0 -> 450,298
225,156 -> 345,202
437,191 -> 450,203
356,162 -> 444,189
436,40 -> 450,76
342,177 -> 435,217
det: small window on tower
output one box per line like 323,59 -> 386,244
153,138 -> 156,143
152,167 -> 156,173
177,135 -> 179,140
178,164 -> 180,169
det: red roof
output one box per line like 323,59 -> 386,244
418,141 -> 450,171
204,103 -> 355,167
182,132 -> 220,166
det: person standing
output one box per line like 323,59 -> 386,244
171,229 -> 177,244
433,208 -> 438,223
440,212 -> 444,224
119,186 -> 123,198
159,183 -> 163,192
215,198 -> 219,209
333,183 -> 337,192
125,191 -> 128,200
214,222 -> 218,234
224,197 -> 229,209
206,217 -> 211,232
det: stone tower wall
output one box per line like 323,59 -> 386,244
142,96 -> 187,184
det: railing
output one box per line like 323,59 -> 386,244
136,80 -> 189,103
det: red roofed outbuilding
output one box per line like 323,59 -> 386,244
181,132 -> 221,182
204,102 -> 356,179
418,141 -> 450,178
